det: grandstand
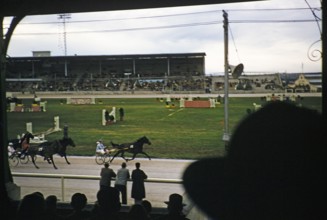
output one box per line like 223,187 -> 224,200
5,52 -> 321,94
6,52 -> 206,92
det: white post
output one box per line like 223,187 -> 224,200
102,109 -> 106,126
26,122 -> 33,133
54,116 -> 60,131
180,98 -> 185,108
110,107 -> 116,123
210,98 -> 216,108
166,95 -> 171,103
10,103 -> 15,112
40,101 -> 46,112
266,95 -> 271,102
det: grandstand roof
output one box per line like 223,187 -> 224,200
8,53 -> 206,61
1,0 -> 262,16
7,52 -> 207,79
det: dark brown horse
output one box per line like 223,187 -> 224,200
27,137 -> 76,169
110,136 -> 152,162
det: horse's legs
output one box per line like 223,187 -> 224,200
126,153 -> 137,162
127,152 -> 151,162
121,151 -> 128,162
141,151 -> 152,160
110,150 -> 121,163
64,154 -> 71,165
49,155 -> 58,169
45,157 -> 52,164
31,154 -> 39,169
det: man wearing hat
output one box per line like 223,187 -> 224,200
158,193 -> 190,220
183,102 -> 326,220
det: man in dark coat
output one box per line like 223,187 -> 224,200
131,162 -> 148,204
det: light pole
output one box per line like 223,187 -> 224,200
58,14 -> 71,77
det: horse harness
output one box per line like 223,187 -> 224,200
21,138 -> 29,150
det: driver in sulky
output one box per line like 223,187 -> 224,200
96,140 -> 109,155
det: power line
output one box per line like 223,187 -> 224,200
304,0 -> 322,35
230,19 -> 319,23
4,7 -> 320,26
12,21 -> 221,35
228,24 -> 241,64
12,19 -> 319,36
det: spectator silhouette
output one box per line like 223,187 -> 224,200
141,200 -> 153,220
45,195 -> 64,220
15,192 -> 46,220
90,187 -> 121,220
99,162 -> 116,190
131,162 -> 148,204
183,102 -> 326,220
115,162 -> 130,205
157,193 -> 190,220
127,204 -> 150,220
65,192 -> 91,220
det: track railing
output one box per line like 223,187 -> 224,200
11,172 -> 208,219
12,172 -> 182,202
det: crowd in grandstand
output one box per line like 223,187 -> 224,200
6,74 -> 290,94
5,60 -> 322,94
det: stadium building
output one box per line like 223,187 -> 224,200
6,52 -> 206,92
5,51 -> 321,94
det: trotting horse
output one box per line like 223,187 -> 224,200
27,137 -> 76,169
110,136 -> 152,162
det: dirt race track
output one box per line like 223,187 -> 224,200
11,155 -> 194,208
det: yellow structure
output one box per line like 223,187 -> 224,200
287,74 -> 318,92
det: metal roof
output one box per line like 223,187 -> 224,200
1,0 -> 263,17
8,53 -> 206,62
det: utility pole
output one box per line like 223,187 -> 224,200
222,10 -> 230,150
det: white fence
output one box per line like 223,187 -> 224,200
12,172 -> 182,202
11,172 -> 208,219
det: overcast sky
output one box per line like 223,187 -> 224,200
5,0 -> 322,75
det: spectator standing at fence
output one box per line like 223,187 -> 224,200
119,107 -> 125,121
131,162 -> 148,204
100,162 -> 116,190
115,162 -> 130,205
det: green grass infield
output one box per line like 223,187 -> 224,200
7,96 -> 322,160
